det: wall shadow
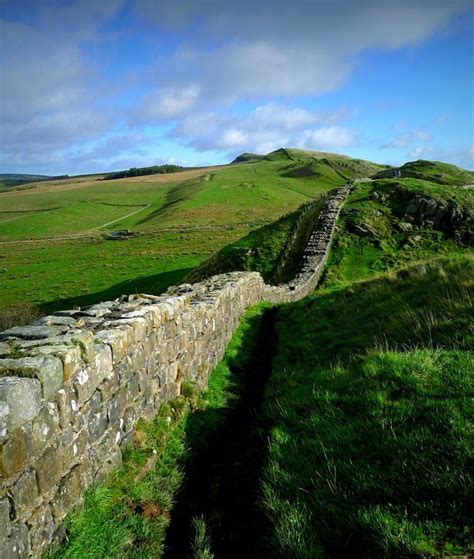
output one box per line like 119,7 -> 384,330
39,267 -> 194,315
163,308 -> 278,559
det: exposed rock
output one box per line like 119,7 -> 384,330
0,377 -> 41,431
0,325 -> 67,341
104,229 -> 136,240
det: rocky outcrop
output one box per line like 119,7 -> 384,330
403,195 -> 473,244
0,184 -> 350,558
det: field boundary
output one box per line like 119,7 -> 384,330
0,184 -> 350,557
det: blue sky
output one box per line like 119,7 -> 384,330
0,0 -> 473,175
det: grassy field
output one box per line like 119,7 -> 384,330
4,151 -> 471,557
263,257 -> 473,558
0,154 -> 354,317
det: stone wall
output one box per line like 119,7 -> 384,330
0,184 -> 350,558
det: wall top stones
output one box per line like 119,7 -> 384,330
0,183 -> 350,558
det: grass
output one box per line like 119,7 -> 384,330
261,257 -> 473,558
185,209 -> 300,283
0,155 -> 343,316
49,304 -> 269,559
322,177 -> 473,288
395,159 -> 474,186
22,151 -> 473,557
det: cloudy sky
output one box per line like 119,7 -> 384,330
0,0 -> 473,175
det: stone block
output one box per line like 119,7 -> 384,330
26,504 -> 55,557
0,324 -> 65,340
129,345 -> 147,371
0,425 -> 32,480
106,387 -> 128,427
88,409 -> 108,443
98,370 -> 119,402
0,521 -> 30,559
31,402 -> 60,455
0,341 -> 12,356
35,315 -> 78,328
73,348 -> 109,404
0,377 -> 41,432
51,460 -> 92,522
0,356 -> 63,400
35,444 -> 63,495
0,401 -> 9,442
123,405 -> 139,433
93,443 -> 122,485
31,344 -> 82,380
127,371 -> 140,400
0,497 -> 11,542
55,423 -> 74,472
94,327 -> 133,361
94,343 -> 113,377
73,427 -> 89,458
10,468 -> 38,517
53,384 -> 75,429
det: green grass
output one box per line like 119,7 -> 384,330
395,159 -> 474,186
322,177 -> 473,288
0,155 -> 344,316
261,257 -> 473,558
185,209 -> 300,283
49,304 -> 268,558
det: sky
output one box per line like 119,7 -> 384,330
0,0 -> 473,175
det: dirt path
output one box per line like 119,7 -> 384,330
163,307 -> 277,558
98,204 -> 150,229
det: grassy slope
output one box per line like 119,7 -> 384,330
184,210 -> 299,283
262,258 -> 473,558
323,177 -> 473,288
375,159 -> 474,186
45,157 -> 473,558
260,167 -> 474,557
0,158 -> 336,315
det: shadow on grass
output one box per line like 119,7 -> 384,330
39,267 -> 194,315
164,308 -> 277,559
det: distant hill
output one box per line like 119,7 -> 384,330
0,173 -> 51,180
230,153 -> 265,164
104,164 -> 184,180
231,147 -> 387,183
374,159 -> 474,186
0,173 -> 63,189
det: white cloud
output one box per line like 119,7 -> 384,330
382,129 -> 433,149
302,126 -> 358,149
134,0 -> 470,99
167,103 -> 358,155
407,144 -> 474,169
135,86 -> 200,121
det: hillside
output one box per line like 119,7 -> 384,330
374,159 -> 474,186
262,256 -> 473,558
0,149 -> 374,324
43,152 -> 473,559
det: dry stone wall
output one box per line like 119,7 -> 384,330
0,184 -> 350,558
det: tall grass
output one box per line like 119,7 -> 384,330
261,257 -> 473,558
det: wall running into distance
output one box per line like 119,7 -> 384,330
0,184 -> 350,558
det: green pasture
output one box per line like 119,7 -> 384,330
0,155 -> 343,315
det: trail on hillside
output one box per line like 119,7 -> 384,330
164,308 -> 277,559
97,204 -> 151,228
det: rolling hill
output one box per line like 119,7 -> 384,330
47,150 -> 473,559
